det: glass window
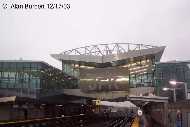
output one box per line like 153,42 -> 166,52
0,63 -> 2,70
9,72 -> 16,78
10,63 -> 16,71
16,63 -> 24,71
4,72 -> 9,78
3,63 -> 10,71
30,78 -> 40,89
23,63 -> 31,71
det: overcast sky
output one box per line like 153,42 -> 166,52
0,0 -> 190,69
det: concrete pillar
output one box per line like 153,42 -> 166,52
163,102 -> 168,127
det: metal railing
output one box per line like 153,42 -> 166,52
0,114 -> 85,127
105,114 -> 136,127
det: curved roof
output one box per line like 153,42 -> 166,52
56,43 -> 158,56
51,43 -> 165,63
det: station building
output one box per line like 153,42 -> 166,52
0,60 -> 77,99
0,60 -> 79,121
51,43 -> 165,99
1,43 -> 190,124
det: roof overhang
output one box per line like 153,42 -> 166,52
129,95 -> 168,103
51,46 -> 165,64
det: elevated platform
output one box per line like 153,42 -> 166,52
63,87 -> 156,100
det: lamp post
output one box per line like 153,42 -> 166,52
162,80 -> 188,102
162,87 -> 176,102
169,80 -> 187,100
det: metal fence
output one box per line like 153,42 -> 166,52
0,114 -> 85,127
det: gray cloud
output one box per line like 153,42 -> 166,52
0,0 -> 190,68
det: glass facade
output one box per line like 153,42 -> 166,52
0,61 -> 77,98
155,61 -> 190,100
52,43 -> 165,98
62,56 -> 156,93
0,61 -> 41,98
62,62 -> 80,77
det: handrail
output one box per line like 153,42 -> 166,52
0,114 -> 85,126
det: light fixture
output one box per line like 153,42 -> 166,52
162,87 -> 170,91
169,80 -> 177,85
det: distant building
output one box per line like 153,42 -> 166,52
155,61 -> 190,101
0,60 -> 77,99
51,43 -> 165,99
